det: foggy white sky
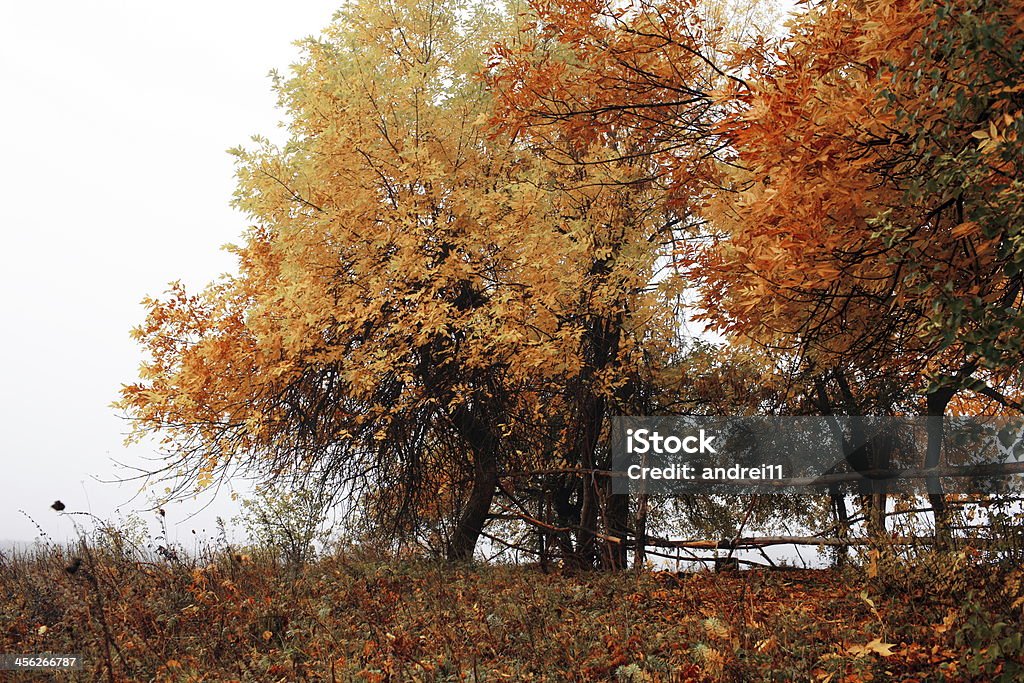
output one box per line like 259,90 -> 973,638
0,1 -> 339,544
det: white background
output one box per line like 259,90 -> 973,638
0,0 -> 338,545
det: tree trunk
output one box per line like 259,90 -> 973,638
830,484 -> 851,568
925,387 -> 956,548
603,489 -> 629,569
865,431 -> 892,539
633,492 -> 648,569
447,446 -> 497,561
447,400 -> 499,562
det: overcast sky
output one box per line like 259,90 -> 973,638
0,1 -> 339,544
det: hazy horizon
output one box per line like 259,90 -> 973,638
1,0 -> 339,544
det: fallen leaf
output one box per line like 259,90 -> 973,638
848,638 -> 897,657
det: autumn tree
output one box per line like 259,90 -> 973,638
121,0 -> 547,560
486,0 -> 724,567
691,0 -> 1024,535
491,0 -> 1024,548
487,0 -> 847,563
119,0 -> 707,565
116,0 -> 1024,566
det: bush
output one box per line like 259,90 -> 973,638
236,485 -> 333,573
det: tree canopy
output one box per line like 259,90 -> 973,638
119,0 -> 1024,565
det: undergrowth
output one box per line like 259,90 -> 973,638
1,535 -> 1022,681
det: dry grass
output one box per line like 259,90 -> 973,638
2,538 -> 1022,681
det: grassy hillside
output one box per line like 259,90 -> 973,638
1,543 -> 1022,681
